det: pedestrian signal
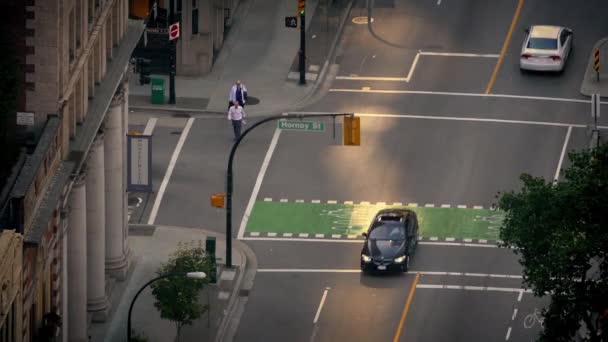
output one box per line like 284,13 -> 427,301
343,115 -> 360,146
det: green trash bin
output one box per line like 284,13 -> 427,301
151,78 -> 165,104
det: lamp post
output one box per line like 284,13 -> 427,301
127,272 -> 206,341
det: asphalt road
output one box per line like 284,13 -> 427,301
135,0 -> 607,341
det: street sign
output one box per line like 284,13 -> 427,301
592,93 -> 601,119
16,112 -> 34,126
169,22 -> 180,40
285,16 -> 297,28
278,120 -> 325,131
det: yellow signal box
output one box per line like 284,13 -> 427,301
298,0 -> 305,16
211,193 -> 225,208
343,115 -> 360,146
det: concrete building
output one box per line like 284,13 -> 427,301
131,0 -> 238,76
0,0 -> 144,340
0,230 -> 23,342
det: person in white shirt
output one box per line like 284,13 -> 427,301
227,101 -> 247,140
228,80 -> 248,109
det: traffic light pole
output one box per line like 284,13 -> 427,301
225,113 -> 352,268
298,13 -> 306,85
168,0 -> 177,104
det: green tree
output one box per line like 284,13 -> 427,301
498,143 -> 608,342
151,241 -> 213,341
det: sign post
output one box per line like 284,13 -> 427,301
592,93 -> 601,130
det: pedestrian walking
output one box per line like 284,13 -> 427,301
228,80 -> 248,109
228,101 -> 247,141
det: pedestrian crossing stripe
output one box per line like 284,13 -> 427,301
257,198 -> 487,209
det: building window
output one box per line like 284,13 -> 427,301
177,0 -> 182,13
192,9 -> 198,34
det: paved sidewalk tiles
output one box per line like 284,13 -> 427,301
245,199 -> 504,241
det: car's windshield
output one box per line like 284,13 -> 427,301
527,37 -> 557,50
369,224 -> 405,240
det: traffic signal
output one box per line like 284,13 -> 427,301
136,58 -> 151,85
298,0 -> 305,16
343,115 -> 360,146
211,193 -> 225,208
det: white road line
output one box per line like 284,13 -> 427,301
445,237 -> 455,242
147,118 -> 194,225
347,234 -> 357,239
356,112 -> 593,128
554,125 -> 573,182
328,89 -> 600,105
458,205 -> 467,208
360,201 -> 370,205
296,199 -> 304,203
512,308 -> 518,320
268,232 -> 277,237
258,269 -> 523,278
312,200 -> 321,203
280,198 -> 288,202
425,204 -> 435,208
441,204 -> 451,208
419,241 -> 498,248
332,234 -> 341,238
344,201 -> 354,205
313,288 -> 330,324
419,51 -> 500,58
518,290 -> 524,302
393,202 -> 403,206
436,0 -> 441,5
237,127 -> 282,239
479,239 -> 488,243
299,233 -> 309,238
264,198 -> 272,202
430,237 -> 439,241
377,202 -> 386,206
473,205 -> 484,209
464,238 -> 473,242
416,284 -> 532,293
240,237 -> 499,247
405,52 -> 421,81
315,234 -> 325,238
335,76 -> 409,81
327,200 -> 337,204
505,326 -> 512,340
408,203 -> 418,207
250,232 -> 260,237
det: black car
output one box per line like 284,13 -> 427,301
360,209 -> 419,273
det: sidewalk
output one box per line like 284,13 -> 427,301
580,37 -> 608,97
129,0 -> 354,116
88,225 -> 256,342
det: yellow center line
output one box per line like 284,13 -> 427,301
485,0 -> 525,94
393,272 -> 421,342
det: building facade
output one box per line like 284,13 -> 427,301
131,0 -> 238,76
0,230 -> 23,342
0,0 -> 144,340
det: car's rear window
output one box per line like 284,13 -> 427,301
527,38 -> 558,50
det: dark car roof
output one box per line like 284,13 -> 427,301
371,209 -> 416,228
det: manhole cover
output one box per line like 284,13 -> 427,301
352,16 -> 374,24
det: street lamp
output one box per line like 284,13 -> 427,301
127,272 -> 207,341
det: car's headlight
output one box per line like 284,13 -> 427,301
361,254 -> 372,263
394,255 -> 406,263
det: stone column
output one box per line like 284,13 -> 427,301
67,176 -> 88,341
122,80 -> 129,244
85,134 -> 108,321
105,89 -> 128,279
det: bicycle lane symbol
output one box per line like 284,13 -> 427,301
320,206 -> 374,235
472,212 -> 505,239
523,308 -> 544,329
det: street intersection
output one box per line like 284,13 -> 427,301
130,0 -> 608,340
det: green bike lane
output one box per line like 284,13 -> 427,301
243,200 -> 504,242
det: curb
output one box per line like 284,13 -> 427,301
580,38 -> 608,97
128,0 -> 355,117
216,239 -> 258,342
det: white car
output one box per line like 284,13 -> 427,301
520,25 -> 573,72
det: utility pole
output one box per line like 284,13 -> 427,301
224,113 -> 356,268
298,0 -> 306,85
168,0 -> 177,104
